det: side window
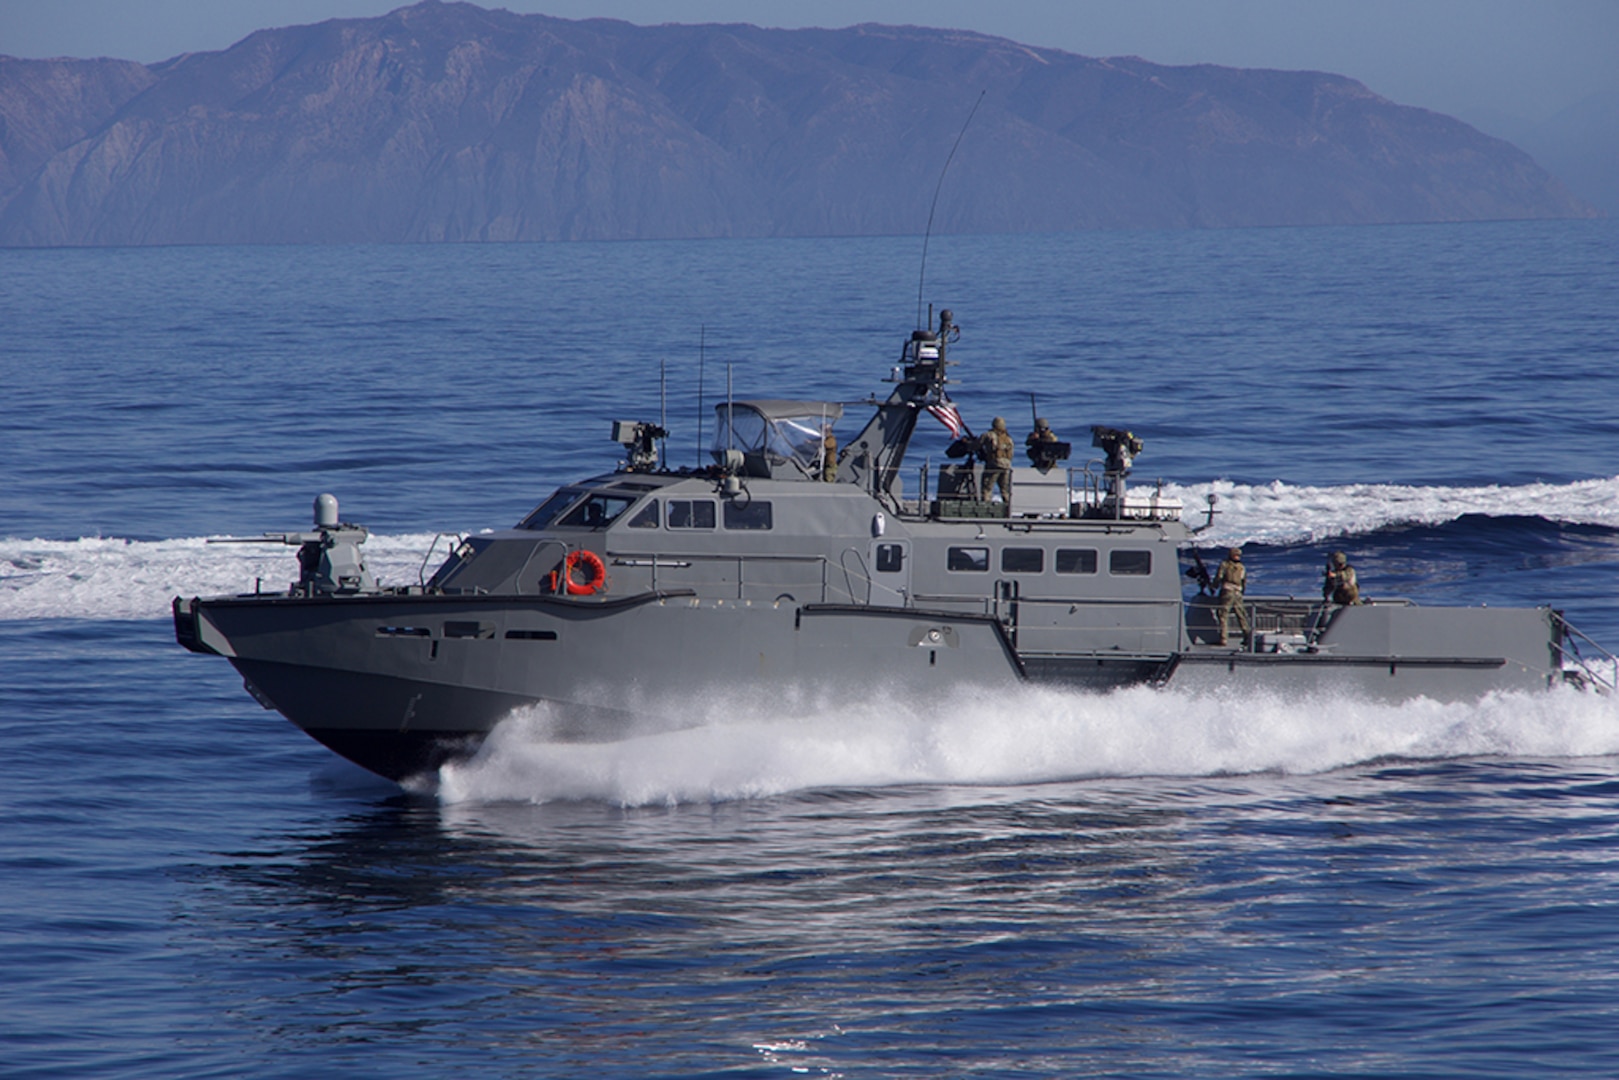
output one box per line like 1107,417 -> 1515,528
723,500 -> 772,530
627,500 -> 659,529
875,543 -> 905,573
1110,549 -> 1153,575
947,546 -> 989,572
1001,547 -> 1044,574
667,500 -> 716,529
1056,548 -> 1099,574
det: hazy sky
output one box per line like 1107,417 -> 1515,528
2,0 -> 1614,127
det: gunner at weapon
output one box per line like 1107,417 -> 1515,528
979,417 -> 1014,502
1213,546 -> 1252,647
1024,417 -> 1069,472
1323,551 -> 1361,605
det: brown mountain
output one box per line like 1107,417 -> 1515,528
0,1 -> 1597,246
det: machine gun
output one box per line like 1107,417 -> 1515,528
1091,426 -> 1143,474
208,493 -> 375,595
1026,438 -> 1071,472
1091,425 -> 1144,504
612,420 -> 667,472
1185,548 -> 1215,595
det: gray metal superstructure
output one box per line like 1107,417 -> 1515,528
175,313 -> 1613,781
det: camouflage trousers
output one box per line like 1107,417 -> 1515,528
981,467 -> 1011,502
1218,587 -> 1251,645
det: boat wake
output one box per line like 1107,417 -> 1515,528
0,532 -> 444,621
434,681 -> 1619,807
1163,474 -> 1619,546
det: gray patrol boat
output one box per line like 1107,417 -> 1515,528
175,311 -> 1615,781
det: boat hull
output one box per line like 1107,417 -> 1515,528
179,591 -> 1037,781
177,591 -> 1564,782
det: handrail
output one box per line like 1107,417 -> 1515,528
608,547 -> 893,605
1552,611 -> 1618,693
514,538 -> 569,596
417,532 -> 466,586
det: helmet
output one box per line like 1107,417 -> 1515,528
1035,418 -> 1050,430
991,417 -> 1007,432
1331,551 -> 1347,567
1229,547 -> 1241,560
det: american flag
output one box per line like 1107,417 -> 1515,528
926,402 -> 968,438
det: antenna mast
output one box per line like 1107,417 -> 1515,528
696,325 -> 705,467
916,89 -> 986,329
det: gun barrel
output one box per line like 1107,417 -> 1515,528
206,533 -> 311,546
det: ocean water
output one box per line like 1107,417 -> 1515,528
3,220 -> 1619,1078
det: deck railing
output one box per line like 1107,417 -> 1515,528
1552,612 -> 1618,693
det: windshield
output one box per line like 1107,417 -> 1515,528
713,405 -> 836,471
556,492 -> 637,529
516,488 -> 583,530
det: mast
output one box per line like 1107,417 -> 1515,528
839,308 -> 958,501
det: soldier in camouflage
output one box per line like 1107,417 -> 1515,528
980,416 -> 1014,502
1213,546 -> 1251,647
1025,417 -> 1063,471
819,426 -> 838,483
1323,551 -> 1360,605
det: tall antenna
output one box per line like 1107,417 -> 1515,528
916,89 -> 986,329
660,358 -> 668,470
696,325 -> 705,466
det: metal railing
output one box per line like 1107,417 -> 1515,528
1553,612 -> 1618,693
612,548 -> 855,604
417,532 -> 466,586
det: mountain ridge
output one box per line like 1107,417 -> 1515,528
0,1 -> 1597,246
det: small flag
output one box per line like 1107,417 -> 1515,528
927,402 -> 967,439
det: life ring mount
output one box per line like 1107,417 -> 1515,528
550,549 -> 607,596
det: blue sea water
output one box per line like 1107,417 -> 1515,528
3,220 -> 1619,1078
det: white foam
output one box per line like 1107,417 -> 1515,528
0,532 -> 449,621
435,682 -> 1619,807
1159,474 -> 1619,546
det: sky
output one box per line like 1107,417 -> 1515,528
2,0 -> 1615,130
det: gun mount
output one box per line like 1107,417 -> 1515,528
208,493 -> 375,595
612,420 -> 667,473
1091,425 -> 1144,504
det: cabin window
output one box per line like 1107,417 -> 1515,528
876,543 -> 905,573
947,546 -> 989,572
557,493 -> 636,529
627,501 -> 660,529
1001,547 -> 1044,574
1110,549 -> 1153,575
667,500 -> 716,529
723,500 -> 773,530
1056,548 -> 1099,574
517,488 -> 582,530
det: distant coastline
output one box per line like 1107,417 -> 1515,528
0,1 -> 1598,248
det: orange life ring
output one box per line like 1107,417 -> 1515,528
555,549 -> 606,596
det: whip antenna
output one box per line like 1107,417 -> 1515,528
916,89 -> 986,329
696,325 -> 705,466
